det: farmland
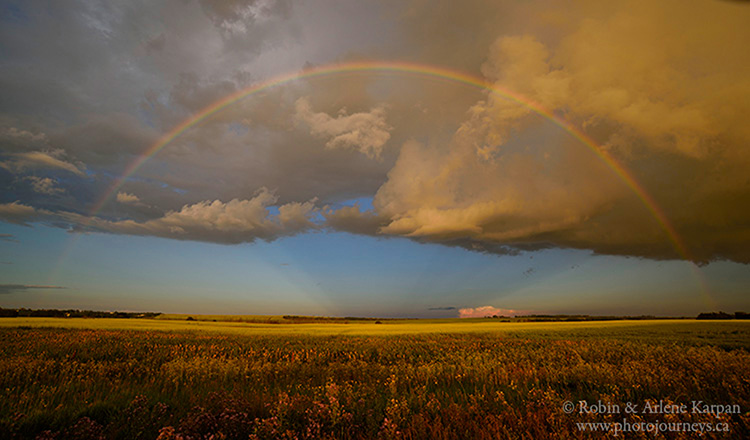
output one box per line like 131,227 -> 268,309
0,319 -> 748,439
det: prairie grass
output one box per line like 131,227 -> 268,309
0,319 -> 748,439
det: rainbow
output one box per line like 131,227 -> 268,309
87,60 -> 711,302
91,62 -> 692,254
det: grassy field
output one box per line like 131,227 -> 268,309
0,318 -> 748,439
2,316 -> 743,337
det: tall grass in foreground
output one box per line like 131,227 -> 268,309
0,324 -> 748,439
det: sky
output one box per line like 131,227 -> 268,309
1,0 -> 749,318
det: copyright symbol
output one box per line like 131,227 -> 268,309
563,401 -> 575,414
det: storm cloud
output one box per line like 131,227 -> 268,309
1,0 -> 749,264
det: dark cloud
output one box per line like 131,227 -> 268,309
49,113 -> 158,167
0,202 -> 51,226
0,233 -> 18,243
0,284 -> 66,294
0,125 -> 49,153
366,1 -> 750,264
198,0 -> 294,57
1,0 -> 749,265
169,72 -> 245,114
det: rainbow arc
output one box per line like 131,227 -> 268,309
82,60 -> 712,306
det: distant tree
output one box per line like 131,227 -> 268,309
697,312 -> 733,320
0,308 -> 19,317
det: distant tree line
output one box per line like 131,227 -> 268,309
0,308 -> 161,318
282,315 -> 382,323
486,313 -> 750,321
1,307 -> 747,320
696,311 -> 750,320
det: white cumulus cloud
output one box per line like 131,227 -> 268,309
116,192 -> 142,205
459,306 -> 524,318
295,97 -> 392,159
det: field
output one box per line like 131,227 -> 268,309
0,319 -> 748,439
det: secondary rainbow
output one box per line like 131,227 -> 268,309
90,60 -> 700,267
